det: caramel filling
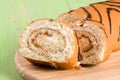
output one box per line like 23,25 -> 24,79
76,31 -> 96,53
28,28 -> 66,54
79,35 -> 93,52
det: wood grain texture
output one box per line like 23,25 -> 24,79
15,50 -> 120,80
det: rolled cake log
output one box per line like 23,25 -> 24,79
57,0 -> 120,65
19,19 -> 81,69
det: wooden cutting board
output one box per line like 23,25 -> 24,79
15,51 -> 120,80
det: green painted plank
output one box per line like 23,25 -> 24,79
24,0 -> 70,22
0,0 -> 26,80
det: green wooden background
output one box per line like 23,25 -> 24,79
0,0 -> 106,80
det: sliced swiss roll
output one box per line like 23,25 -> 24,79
57,0 -> 120,65
57,17 -> 111,65
19,18 -> 81,69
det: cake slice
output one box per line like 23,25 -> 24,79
57,12 -> 111,65
19,18 -> 80,69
